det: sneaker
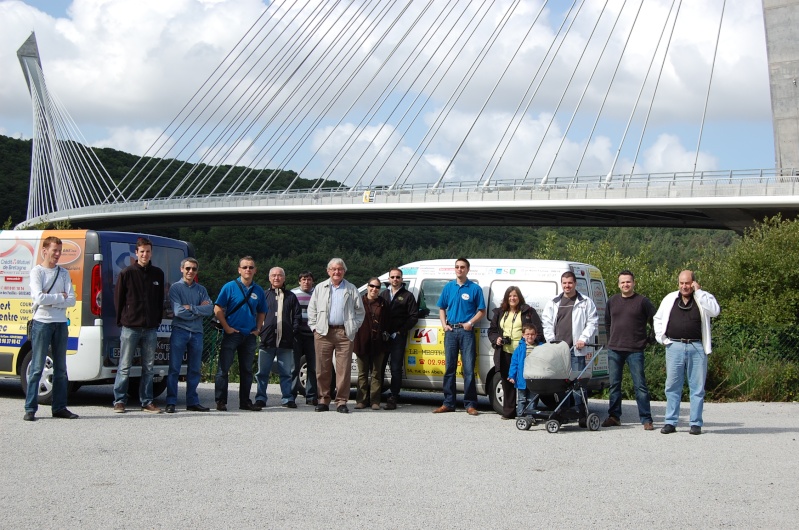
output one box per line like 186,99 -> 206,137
52,408 -> 79,419
661,424 -> 676,434
23,411 -> 36,421
601,416 -> 621,427
689,425 -> 702,435
384,396 -> 397,410
141,403 -> 162,414
113,403 -> 126,414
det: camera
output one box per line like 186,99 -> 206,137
501,336 -> 512,345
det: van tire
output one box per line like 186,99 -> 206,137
297,355 -> 307,396
126,377 -> 168,401
488,371 -> 504,415
20,350 -> 55,405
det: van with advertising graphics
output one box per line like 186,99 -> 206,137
0,230 -> 194,403
353,259 -> 609,414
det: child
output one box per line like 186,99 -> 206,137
508,324 -> 543,416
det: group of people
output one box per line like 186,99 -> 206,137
24,241 -> 719,433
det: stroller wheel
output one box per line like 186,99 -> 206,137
515,417 -> 533,431
587,413 -> 601,431
546,419 -> 560,433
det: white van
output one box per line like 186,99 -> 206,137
0,230 -> 194,403
360,259 -> 609,413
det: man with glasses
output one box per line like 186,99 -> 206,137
380,267 -> 418,410
434,258 -> 485,416
654,270 -> 720,435
255,267 -> 301,409
213,256 -> 267,412
165,258 -> 214,414
291,271 -> 318,405
307,258 -> 365,413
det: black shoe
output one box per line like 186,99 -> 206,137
315,403 -> 330,412
661,424 -> 677,434
306,398 -> 318,406
216,401 -> 227,412
384,396 -> 397,410
186,404 -> 210,412
254,400 -> 267,409
579,417 -> 588,428
52,408 -> 79,419
689,425 -> 702,435
337,405 -> 349,414
240,400 -> 262,411
23,411 -> 36,421
164,404 -> 176,414
283,401 -> 297,409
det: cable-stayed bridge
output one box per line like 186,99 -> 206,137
15,0 -> 799,232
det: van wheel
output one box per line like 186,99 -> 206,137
21,350 -> 55,405
488,371 -> 504,415
127,377 -> 168,400
297,355 -> 307,396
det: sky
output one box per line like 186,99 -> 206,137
0,0 -> 778,189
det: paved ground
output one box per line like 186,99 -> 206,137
1,380 -> 798,529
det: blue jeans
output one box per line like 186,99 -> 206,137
516,388 -> 532,416
443,327 -> 477,409
214,332 -> 256,405
607,349 -> 652,423
664,341 -> 707,427
25,320 -> 69,413
292,334 -> 317,400
570,354 -> 587,413
386,334 -> 407,398
166,327 -> 203,406
113,327 -> 157,406
255,347 -> 295,404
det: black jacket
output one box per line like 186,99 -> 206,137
380,285 -> 419,336
114,261 -> 165,328
259,287 -> 301,349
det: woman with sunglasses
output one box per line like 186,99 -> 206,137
487,286 -> 543,419
354,277 -> 389,410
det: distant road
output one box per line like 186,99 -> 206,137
1,381 -> 797,528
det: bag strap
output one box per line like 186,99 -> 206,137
225,280 -> 255,320
31,266 -> 62,316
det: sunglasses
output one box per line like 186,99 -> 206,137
183,266 -> 198,271
368,284 -> 381,289
389,275 -> 402,279
240,265 -> 255,270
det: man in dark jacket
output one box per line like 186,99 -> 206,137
255,267 -> 302,408
379,267 -> 418,410
112,237 -> 166,414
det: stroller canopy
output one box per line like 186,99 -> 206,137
523,341 -> 572,380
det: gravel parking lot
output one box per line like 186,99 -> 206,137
1,380 -> 798,529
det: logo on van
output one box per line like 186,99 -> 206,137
494,268 -> 517,274
411,328 -> 438,345
58,240 -> 82,266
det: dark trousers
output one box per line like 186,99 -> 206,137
214,332 -> 256,405
499,350 -> 517,418
292,333 -> 317,400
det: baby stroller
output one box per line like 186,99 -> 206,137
514,341 -> 603,433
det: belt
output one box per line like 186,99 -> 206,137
669,337 -> 700,343
451,323 -> 464,328
329,325 -> 345,329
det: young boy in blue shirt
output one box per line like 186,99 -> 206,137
507,324 -> 543,416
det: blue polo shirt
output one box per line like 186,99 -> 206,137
215,279 -> 267,333
437,279 -> 485,325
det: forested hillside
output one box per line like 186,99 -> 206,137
0,133 -> 736,294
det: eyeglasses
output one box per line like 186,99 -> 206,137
183,266 -> 197,271
368,284 -> 381,289
389,275 -> 402,279
240,265 -> 255,270
454,266 -> 467,270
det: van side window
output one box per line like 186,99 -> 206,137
576,278 -> 589,297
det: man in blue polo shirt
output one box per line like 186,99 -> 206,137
213,256 -> 267,412
434,257 -> 486,416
